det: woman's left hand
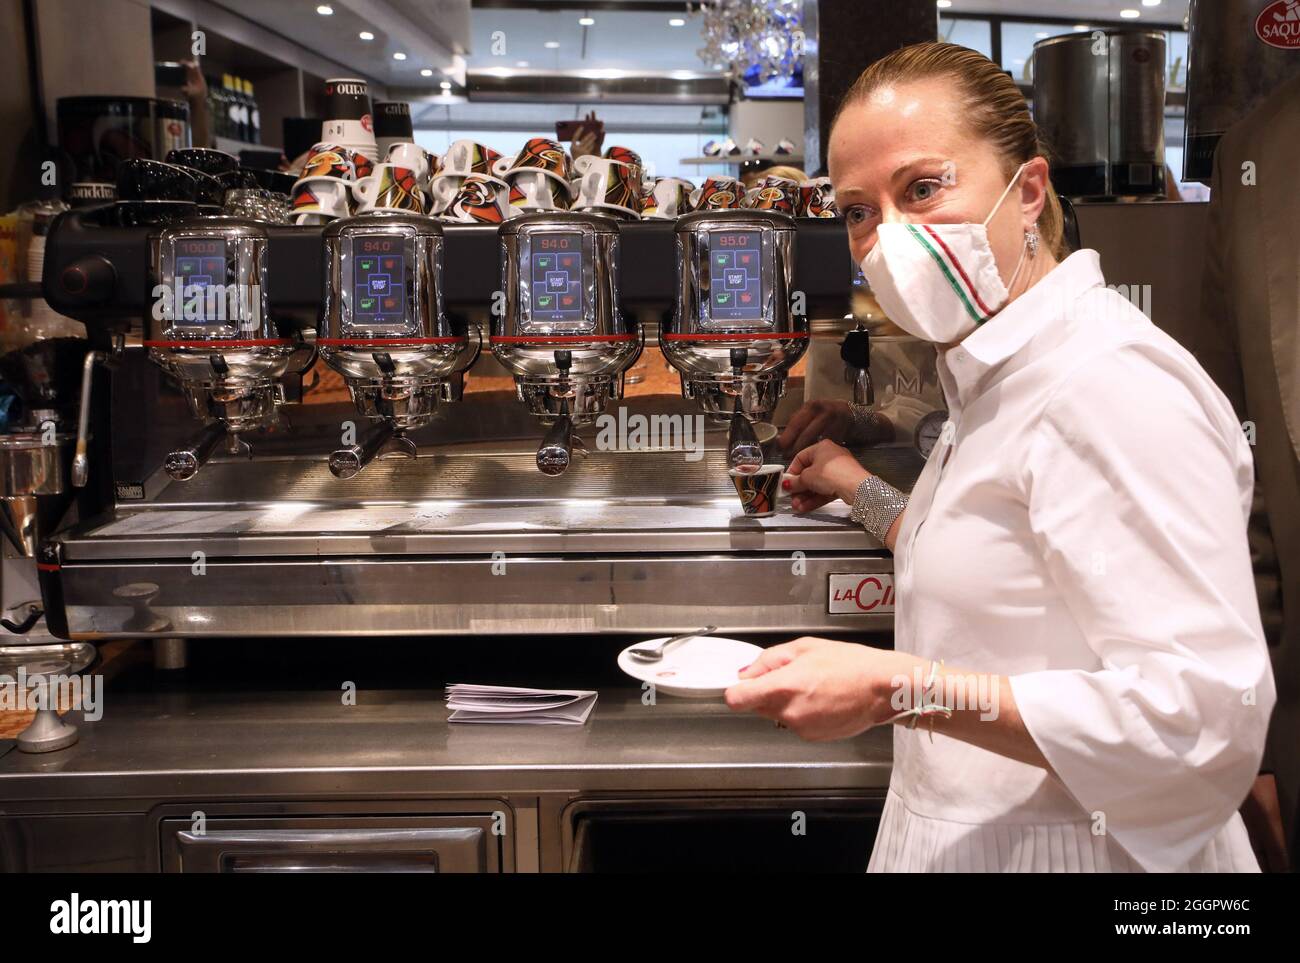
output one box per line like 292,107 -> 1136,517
725,637 -> 926,740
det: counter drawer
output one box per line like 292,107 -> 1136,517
160,815 -> 501,873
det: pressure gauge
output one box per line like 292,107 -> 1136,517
914,409 -> 949,460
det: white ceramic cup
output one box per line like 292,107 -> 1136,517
290,176 -> 353,222
353,163 -> 429,214
385,142 -> 431,183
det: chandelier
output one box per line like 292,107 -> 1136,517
695,0 -> 803,84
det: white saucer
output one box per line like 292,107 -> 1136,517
617,635 -> 764,698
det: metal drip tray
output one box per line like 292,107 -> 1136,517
49,445 -> 920,638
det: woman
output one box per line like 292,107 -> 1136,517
725,42 -> 1276,873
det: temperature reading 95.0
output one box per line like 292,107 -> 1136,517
715,233 -> 754,248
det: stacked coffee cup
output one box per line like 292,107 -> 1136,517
570,145 -> 644,220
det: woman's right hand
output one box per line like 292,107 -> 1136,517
783,439 -> 870,514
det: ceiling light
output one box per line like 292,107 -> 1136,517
1142,0 -> 1162,6
579,17 -> 594,26
669,18 -> 685,27
393,52 -> 407,60
516,60 -> 529,67
544,40 -> 560,49
316,4 -> 333,14
936,0 -> 952,8
1120,9 -> 1141,18
420,68 -> 433,77
359,31 -> 374,41
440,81 -> 452,90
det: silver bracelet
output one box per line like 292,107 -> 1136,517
849,475 -> 909,542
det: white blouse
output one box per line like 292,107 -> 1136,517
868,250 -> 1275,873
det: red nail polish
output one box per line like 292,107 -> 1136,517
782,479 -> 792,490
738,664 -> 751,673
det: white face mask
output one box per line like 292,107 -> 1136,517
859,163 -> 1031,344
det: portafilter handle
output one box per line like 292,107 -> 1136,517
329,423 -> 417,479
163,421 -> 241,481
537,410 -> 575,476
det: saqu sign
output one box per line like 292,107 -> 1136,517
1256,0 -> 1300,48
828,574 -> 896,614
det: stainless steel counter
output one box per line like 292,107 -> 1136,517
0,643 -> 893,871
0,685 -> 893,803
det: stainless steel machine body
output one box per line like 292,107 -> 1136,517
319,214 -> 478,477
146,217 -> 302,477
493,212 -> 641,474
663,210 -> 807,469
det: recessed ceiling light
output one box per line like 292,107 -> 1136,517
516,60 -> 529,67
420,68 -> 433,77
579,17 -> 594,26
359,31 -> 374,41
316,4 -> 333,14
1142,0 -> 1162,6
936,0 -> 952,8
544,40 -> 560,49
440,81 -> 452,90
1120,8 -> 1140,18
669,18 -> 685,27
393,52 -> 407,60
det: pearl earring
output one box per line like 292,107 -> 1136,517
1025,227 -> 1040,258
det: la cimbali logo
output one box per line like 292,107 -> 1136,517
49,894 -> 151,943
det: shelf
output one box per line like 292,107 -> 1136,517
215,136 -> 282,156
680,155 -> 805,166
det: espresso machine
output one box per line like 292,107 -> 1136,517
28,203 -> 914,641
145,217 -> 308,480
493,212 -> 640,475
661,210 -> 806,469
319,214 -> 478,477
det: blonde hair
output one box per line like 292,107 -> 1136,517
832,41 -> 1069,261
763,165 -> 807,183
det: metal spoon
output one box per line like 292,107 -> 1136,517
628,625 -> 717,663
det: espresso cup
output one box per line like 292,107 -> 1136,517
603,145 -> 643,177
166,147 -> 238,176
729,464 -> 784,518
441,172 -> 510,224
572,157 -> 640,216
692,176 -> 743,211
385,142 -> 432,184
507,170 -> 569,212
641,176 -> 694,219
799,176 -> 837,218
742,180 -> 798,214
300,143 -> 361,182
427,175 -> 464,215
506,136 -> 571,184
435,139 -> 504,179
353,163 -> 429,214
115,159 -> 198,202
290,177 -> 353,222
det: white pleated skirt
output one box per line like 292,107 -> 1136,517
867,789 -> 1261,872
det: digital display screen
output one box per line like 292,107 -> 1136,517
174,238 -> 228,324
350,234 -> 408,329
528,232 -> 584,325
707,230 -> 764,323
